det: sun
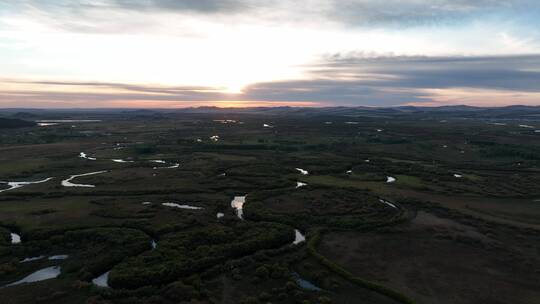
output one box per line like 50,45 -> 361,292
222,83 -> 245,94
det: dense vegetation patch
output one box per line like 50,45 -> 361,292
109,222 -> 294,289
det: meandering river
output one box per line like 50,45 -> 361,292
61,171 -> 107,187
231,195 -> 247,219
5,266 -> 61,287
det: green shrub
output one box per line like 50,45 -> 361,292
255,265 -> 269,279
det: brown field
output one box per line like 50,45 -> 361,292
319,211 -> 540,304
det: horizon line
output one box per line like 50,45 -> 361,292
1,104 -> 539,110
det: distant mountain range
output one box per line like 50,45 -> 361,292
0,105 -> 539,121
164,105 -> 540,120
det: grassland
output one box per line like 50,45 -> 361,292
0,108 -> 539,304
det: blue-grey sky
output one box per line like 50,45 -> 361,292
1,0 -> 539,107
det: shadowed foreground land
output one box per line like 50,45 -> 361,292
0,107 -> 539,304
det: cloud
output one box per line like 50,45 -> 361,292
2,54 -> 539,107
328,0 -> 539,27
10,0 -> 540,31
0,0 -> 253,34
0,80 -> 229,102
240,80 -> 431,105
8,0 -> 248,14
2,0 -> 540,109
220,54 -> 540,106
313,54 -> 540,92
112,0 -> 247,13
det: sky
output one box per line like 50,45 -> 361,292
0,0 -> 540,108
